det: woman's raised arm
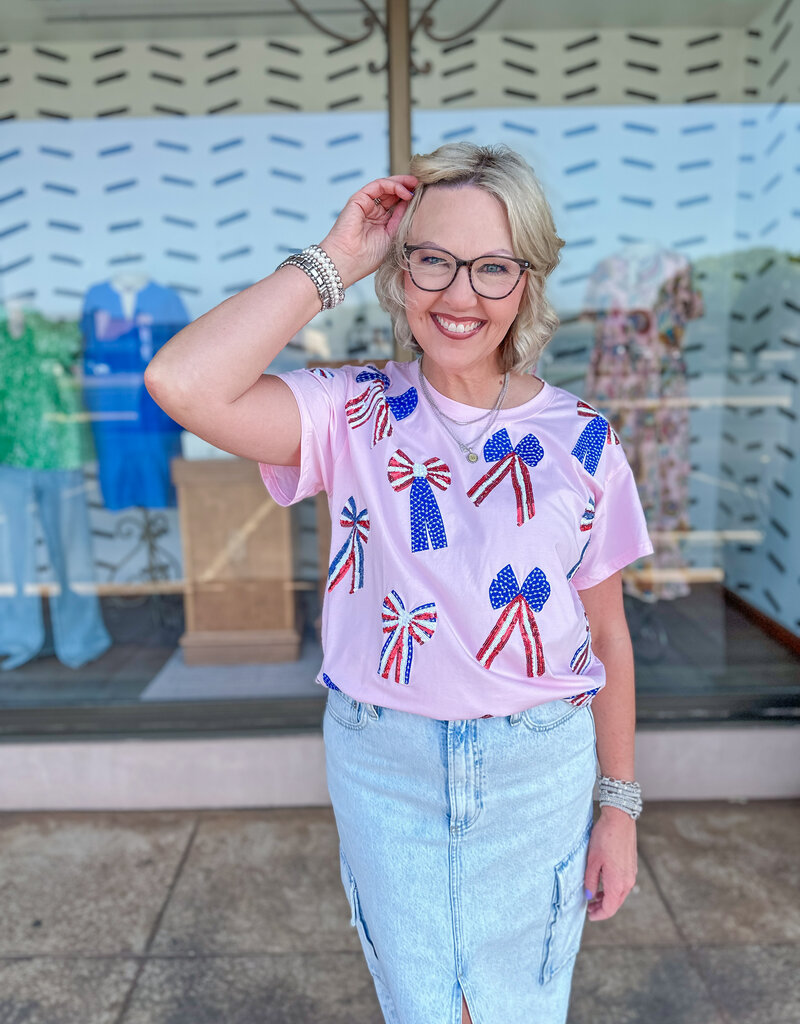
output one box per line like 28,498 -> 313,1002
143,174 -> 416,466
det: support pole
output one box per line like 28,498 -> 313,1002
387,0 -> 411,175
386,0 -> 412,359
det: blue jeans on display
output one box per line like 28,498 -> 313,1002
0,466 -> 112,670
323,685 -> 598,1024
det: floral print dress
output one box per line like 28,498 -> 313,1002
582,244 -> 704,601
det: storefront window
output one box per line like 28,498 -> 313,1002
409,0 -> 800,718
0,0 -> 797,734
0,3 -> 391,732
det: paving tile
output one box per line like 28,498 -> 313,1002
0,812 -> 195,955
637,801 -> 800,944
694,945 -> 800,1024
0,957 -> 139,1024
119,953 -> 382,1024
581,853 -> 681,947
149,808 -> 358,956
569,947 -> 725,1024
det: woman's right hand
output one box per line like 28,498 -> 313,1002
319,175 -> 418,290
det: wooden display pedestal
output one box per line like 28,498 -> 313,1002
172,457 -> 300,665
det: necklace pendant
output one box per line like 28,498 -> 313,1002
466,451 -> 479,463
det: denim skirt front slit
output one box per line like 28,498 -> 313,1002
322,686 -> 598,1024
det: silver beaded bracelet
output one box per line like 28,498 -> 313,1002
307,243 -> 345,305
283,254 -> 329,305
597,774 -> 643,821
277,244 -> 345,311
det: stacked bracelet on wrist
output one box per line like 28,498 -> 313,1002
597,774 -> 643,821
277,243 -> 345,311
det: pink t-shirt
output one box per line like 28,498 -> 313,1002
260,360 -> 654,720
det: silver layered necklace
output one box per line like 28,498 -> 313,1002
417,357 -> 509,463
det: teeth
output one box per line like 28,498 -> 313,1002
434,315 -> 481,334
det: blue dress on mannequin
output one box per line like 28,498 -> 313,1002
80,279 -> 189,511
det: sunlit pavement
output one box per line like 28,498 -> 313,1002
0,800 -> 797,1023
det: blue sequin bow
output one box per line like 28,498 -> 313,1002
571,400 -> 620,476
387,449 -> 451,553
476,564 -> 551,677
467,428 -> 544,526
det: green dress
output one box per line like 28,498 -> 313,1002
0,311 -> 95,470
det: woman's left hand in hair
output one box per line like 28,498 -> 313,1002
583,806 -> 638,921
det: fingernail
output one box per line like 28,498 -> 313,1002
584,888 -> 593,900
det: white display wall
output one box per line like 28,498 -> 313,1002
0,0 -> 798,637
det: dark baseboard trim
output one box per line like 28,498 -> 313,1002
0,696 -> 327,743
636,690 -> 800,727
724,588 -> 800,656
1,689 -> 798,742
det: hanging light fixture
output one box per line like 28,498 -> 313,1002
285,0 -> 506,72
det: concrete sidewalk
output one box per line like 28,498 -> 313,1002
0,800 -> 797,1023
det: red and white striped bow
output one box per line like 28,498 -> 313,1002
379,590 -> 437,685
387,450 -> 451,492
467,428 -> 544,527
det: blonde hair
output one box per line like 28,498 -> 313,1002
374,142 -> 564,373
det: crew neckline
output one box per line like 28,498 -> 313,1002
409,359 -> 555,420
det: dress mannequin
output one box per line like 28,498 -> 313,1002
582,243 -> 704,602
0,302 -> 110,669
109,273 -> 151,320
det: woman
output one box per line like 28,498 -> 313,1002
145,142 -> 652,1024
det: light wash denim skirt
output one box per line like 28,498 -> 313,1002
323,685 -> 598,1024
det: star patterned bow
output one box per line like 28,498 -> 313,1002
345,366 -> 418,447
327,496 -> 370,594
379,590 -> 437,685
467,428 -> 544,526
476,564 -> 550,677
387,449 -> 451,552
571,400 -> 620,476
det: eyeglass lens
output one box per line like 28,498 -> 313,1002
406,249 -> 522,298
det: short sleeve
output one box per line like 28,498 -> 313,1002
570,458 -> 654,590
259,368 -> 344,506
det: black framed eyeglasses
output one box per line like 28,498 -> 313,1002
403,244 -> 531,300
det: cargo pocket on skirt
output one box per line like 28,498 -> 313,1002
339,847 -> 383,973
339,847 -> 402,1024
539,819 -> 592,985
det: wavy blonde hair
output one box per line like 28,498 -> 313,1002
374,142 -> 564,373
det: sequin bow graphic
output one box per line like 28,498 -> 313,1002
379,590 -> 437,685
566,687 -> 600,708
567,613 -> 598,705
467,428 -> 544,526
570,613 -> 593,675
477,564 -> 550,676
571,400 -> 620,476
567,496 -> 595,581
327,496 -> 370,594
387,449 -> 451,553
579,496 -> 596,531
345,366 -> 418,447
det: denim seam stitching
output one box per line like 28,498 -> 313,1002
522,703 -> 579,732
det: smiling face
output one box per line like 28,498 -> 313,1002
403,184 -> 526,380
